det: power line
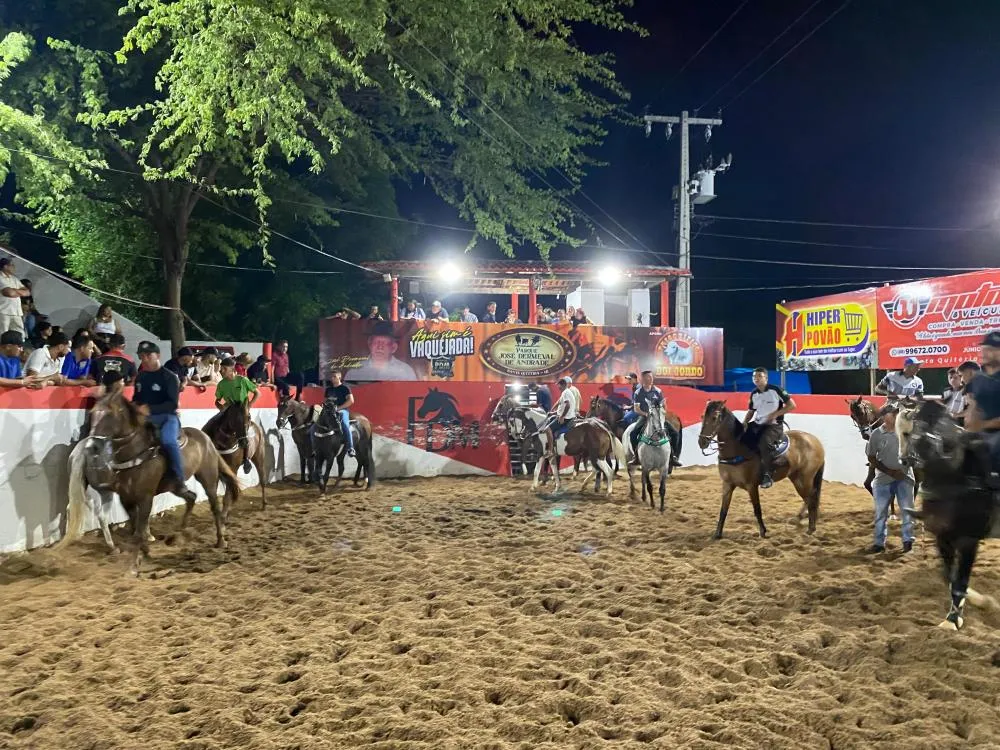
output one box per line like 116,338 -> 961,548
698,0 -> 826,111
692,277 -> 923,293
388,16 -> 657,257
721,0 -> 853,110
693,252 -> 984,272
697,213 -> 988,233
650,0 -> 752,107
697,230 -> 904,253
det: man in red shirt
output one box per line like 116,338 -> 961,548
271,339 -> 301,397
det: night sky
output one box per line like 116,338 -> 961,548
403,1 -> 1000,367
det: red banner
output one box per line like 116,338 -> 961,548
318,320 -> 724,385
876,270 -> 1000,369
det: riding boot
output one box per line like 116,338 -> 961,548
667,425 -> 683,468
174,481 -> 198,503
759,454 -> 774,489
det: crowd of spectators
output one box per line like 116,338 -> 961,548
397,299 -> 595,327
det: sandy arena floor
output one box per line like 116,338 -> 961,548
2,467 -> 1000,749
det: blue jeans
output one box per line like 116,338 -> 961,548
621,409 -> 639,426
147,413 -> 186,485
873,479 -> 915,546
339,409 -> 354,451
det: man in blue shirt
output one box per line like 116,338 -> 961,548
965,331 -> 1000,473
61,336 -> 97,385
132,341 -> 197,502
0,330 -> 32,387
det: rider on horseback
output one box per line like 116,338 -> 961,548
620,372 -> 641,431
631,371 -> 682,468
213,357 -> 260,472
133,341 -> 197,503
963,331 -> 1000,476
539,377 -> 579,446
743,367 -> 796,489
323,371 -> 356,457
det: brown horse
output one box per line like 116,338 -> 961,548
587,395 -> 683,442
59,390 -> 240,575
203,401 -> 268,509
698,400 -> 825,539
276,395 -> 319,484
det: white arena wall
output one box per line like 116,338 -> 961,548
0,388 -> 875,554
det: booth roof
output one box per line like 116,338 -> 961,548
365,259 -> 689,295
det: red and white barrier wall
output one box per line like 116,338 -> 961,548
0,385 -> 881,553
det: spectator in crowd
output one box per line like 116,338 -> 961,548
482,301 -> 498,323
571,308 -> 594,327
234,352 -> 252,376
25,331 -> 71,382
365,305 -> 384,321
164,346 -> 204,390
193,348 -> 221,384
0,258 -> 31,335
458,304 -> 478,323
566,305 -> 576,320
61,336 -> 97,386
427,300 -> 449,320
92,333 -> 137,385
535,304 -> 552,324
247,353 -> 271,384
554,308 -> 568,324
21,299 -> 38,338
504,308 -> 522,324
271,339 -> 302,397
402,300 -> 425,320
942,367 -> 966,421
30,321 -> 53,350
0,331 -> 42,388
88,303 -> 122,350
331,307 -> 361,319
348,321 -> 418,381
875,358 -> 924,399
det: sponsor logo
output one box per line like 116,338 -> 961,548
782,302 -> 872,357
409,326 -> 475,380
881,291 -> 932,330
654,331 -> 706,379
406,387 -> 480,452
479,327 -> 576,378
882,281 -> 1000,342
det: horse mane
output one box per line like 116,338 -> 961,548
709,401 -> 743,439
96,389 -> 144,427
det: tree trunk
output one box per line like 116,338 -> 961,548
163,264 -> 185,354
156,216 -> 189,356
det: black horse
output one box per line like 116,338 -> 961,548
312,397 -> 376,495
897,400 -> 1000,630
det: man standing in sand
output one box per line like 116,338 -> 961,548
864,404 -> 916,554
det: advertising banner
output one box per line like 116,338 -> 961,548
876,270 -> 1000,369
775,289 -> 878,371
318,319 -> 724,385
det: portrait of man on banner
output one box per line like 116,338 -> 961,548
348,321 -> 419,381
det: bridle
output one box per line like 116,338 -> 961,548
313,401 -> 344,440
698,405 -> 727,456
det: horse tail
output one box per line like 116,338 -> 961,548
56,441 -> 90,549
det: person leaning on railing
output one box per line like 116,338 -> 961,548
0,330 -> 48,388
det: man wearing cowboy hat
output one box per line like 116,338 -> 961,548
349,321 -> 418,381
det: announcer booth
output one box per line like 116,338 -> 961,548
366,259 -> 689,327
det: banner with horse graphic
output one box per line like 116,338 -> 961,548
775,289 -> 879,372
318,319 -> 724,385
876,269 -> 1000,370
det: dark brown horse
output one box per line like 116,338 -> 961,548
698,400 -> 825,539
276,395 -> 319,484
203,401 -> 268,508
59,390 -> 240,575
312,397 -> 376,495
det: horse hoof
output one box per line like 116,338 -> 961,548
107,546 -> 121,556
937,618 -> 962,631
966,589 -> 998,611
146,533 -> 156,543
712,533 -> 723,541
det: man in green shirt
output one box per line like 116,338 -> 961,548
212,356 -> 259,471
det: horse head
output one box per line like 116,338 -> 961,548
219,401 -> 249,436
846,395 -> 878,438
317,397 -> 342,433
898,399 -> 962,471
646,402 -> 667,440
276,392 -> 295,428
698,400 -> 732,450
587,395 -> 600,417
507,408 -> 536,441
86,390 -> 144,478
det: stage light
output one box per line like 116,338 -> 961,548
437,261 -> 462,283
599,265 -> 622,285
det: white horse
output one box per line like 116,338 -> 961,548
508,407 -> 627,496
56,440 -> 154,553
636,403 -> 672,512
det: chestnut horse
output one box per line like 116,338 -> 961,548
698,400 -> 825,539
203,401 -> 268,508
59,390 -> 240,575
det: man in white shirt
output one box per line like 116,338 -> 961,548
743,367 -> 796,488
0,258 -> 31,335
875,358 -> 924,399
348,321 -> 418,381
458,305 -> 479,323
24,331 -> 71,383
544,377 -> 579,441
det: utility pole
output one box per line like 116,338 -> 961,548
644,111 -> 729,328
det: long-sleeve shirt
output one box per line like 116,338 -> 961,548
133,367 -> 181,415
